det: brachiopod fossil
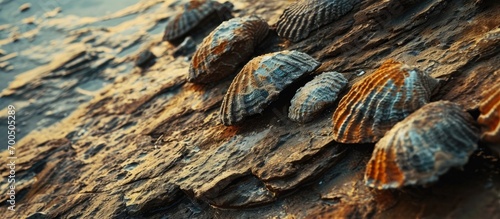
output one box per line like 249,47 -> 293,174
289,71 -> 348,123
220,50 -> 321,125
332,59 -> 439,143
276,0 -> 359,42
189,16 -> 269,83
365,101 -> 479,189
162,0 -> 233,42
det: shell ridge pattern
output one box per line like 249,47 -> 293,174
478,83 -> 500,143
220,50 -> 320,125
332,60 -> 439,143
365,101 -> 479,189
276,0 -> 360,42
189,16 -> 269,83
373,80 -> 397,129
289,72 -> 347,122
164,0 -> 220,41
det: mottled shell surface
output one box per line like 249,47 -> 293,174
289,71 -> 348,123
332,59 -> 439,143
478,83 -> 500,144
189,16 -> 269,83
220,50 -> 321,125
365,101 -> 479,189
163,0 -> 231,42
276,0 -> 358,42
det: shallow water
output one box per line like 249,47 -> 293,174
0,0 -> 177,147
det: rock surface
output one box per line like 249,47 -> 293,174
0,0 -> 499,218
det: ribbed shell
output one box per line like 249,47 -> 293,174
162,0 -> 232,42
276,0 -> 358,42
220,50 -> 321,125
478,83 -> 500,144
332,59 -> 439,143
188,16 -> 269,83
288,71 -> 348,123
365,101 -> 479,189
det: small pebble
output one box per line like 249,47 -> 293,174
134,49 -> 156,68
355,69 -> 365,76
44,7 -> 62,18
19,3 -> 31,12
22,17 -> 36,25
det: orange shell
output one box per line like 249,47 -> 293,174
188,16 -> 269,83
365,101 -> 479,189
331,59 -> 439,143
478,83 -> 500,144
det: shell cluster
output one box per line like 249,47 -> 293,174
478,83 -> 500,144
276,0 -> 359,42
289,71 -> 348,123
189,16 -> 269,83
157,0 -> 484,191
220,50 -> 321,125
162,0 -> 233,42
332,59 -> 439,143
364,101 -> 479,189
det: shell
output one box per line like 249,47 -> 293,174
162,0 -> 232,42
332,59 -> 439,143
288,71 -> 348,123
173,36 -> 197,57
220,50 -> 321,125
188,16 -> 269,83
478,83 -> 500,144
365,101 -> 479,189
276,0 -> 358,42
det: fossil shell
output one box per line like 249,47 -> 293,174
276,0 -> 358,42
162,0 -> 232,42
332,59 -> 439,143
173,36 -> 197,58
220,50 -> 321,125
365,101 -> 479,189
288,71 -> 348,123
478,83 -> 500,144
188,16 -> 269,83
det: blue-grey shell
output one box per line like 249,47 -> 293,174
220,50 -> 321,125
163,0 -> 232,42
288,72 -> 348,123
276,0 -> 359,42
365,101 -> 479,189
